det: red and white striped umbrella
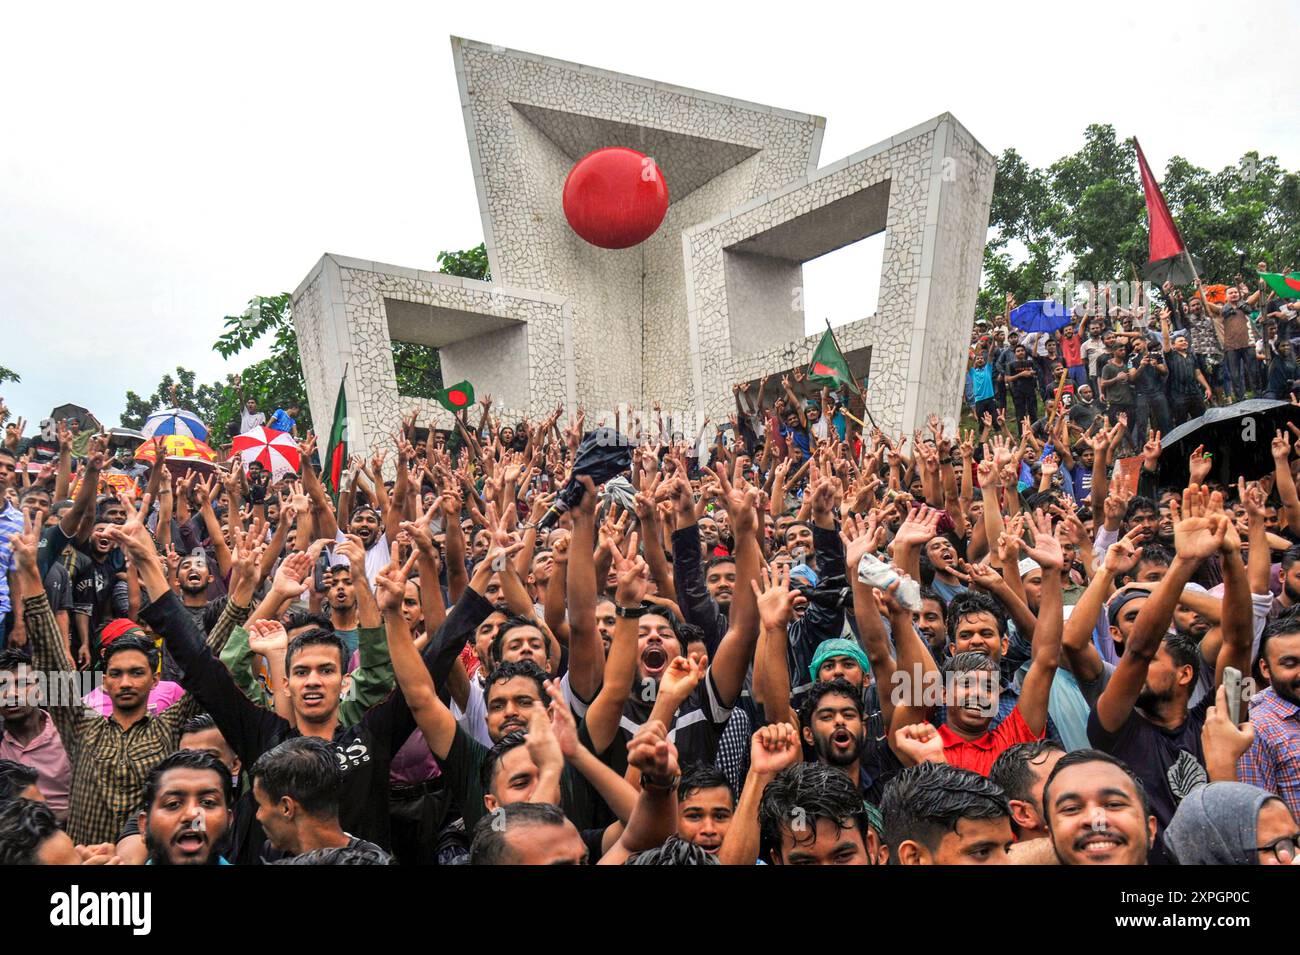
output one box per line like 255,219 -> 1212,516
231,426 -> 301,481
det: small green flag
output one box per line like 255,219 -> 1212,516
1261,272 -> 1300,300
434,380 -> 476,413
807,328 -> 857,392
324,377 -> 348,496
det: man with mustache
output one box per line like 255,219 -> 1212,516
139,750 -> 234,865
1042,749 -> 1156,865
1237,618 -> 1300,818
1086,486 -> 1254,863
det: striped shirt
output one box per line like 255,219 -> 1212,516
1236,687 -> 1300,820
23,590 -> 248,845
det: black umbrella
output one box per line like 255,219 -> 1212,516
1156,399 -> 1300,488
536,427 -> 633,531
1143,252 -> 1202,287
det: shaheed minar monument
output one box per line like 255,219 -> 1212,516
292,37 -> 995,453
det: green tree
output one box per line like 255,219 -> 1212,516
436,243 -> 491,280
978,125 -> 1300,320
0,366 -> 19,385
121,367 -> 228,431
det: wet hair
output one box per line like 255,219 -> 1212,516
484,659 -> 549,707
469,802 -> 574,865
283,609 -> 334,633
945,590 -> 1008,639
1041,749 -> 1151,826
274,844 -> 394,865
1135,543 -> 1173,570
880,763 -> 1011,856
1260,612 -> 1300,663
479,731 -> 528,795
678,764 -> 735,806
1162,631 -> 1202,675
102,634 -> 159,671
285,628 -> 349,672
989,741 -> 1065,836
1125,496 -> 1158,520
489,615 -> 553,665
705,555 -> 736,570
677,622 -> 706,650
1281,545 -> 1300,572
942,650 -> 1001,679
0,798 -> 60,864
141,750 -> 234,814
626,835 -> 719,865
758,763 -> 871,862
179,713 -> 218,738
249,737 -> 341,818
0,759 -> 39,803
799,678 -> 865,729
918,586 -> 949,620
0,648 -> 33,674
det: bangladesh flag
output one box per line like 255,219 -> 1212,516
807,328 -> 857,392
434,380 -> 476,413
324,378 -> 348,496
1261,272 -> 1300,300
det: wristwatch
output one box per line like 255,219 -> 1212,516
614,603 -> 650,619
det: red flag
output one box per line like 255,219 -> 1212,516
1134,138 -> 1185,263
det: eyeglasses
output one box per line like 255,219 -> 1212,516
1253,833 -> 1300,864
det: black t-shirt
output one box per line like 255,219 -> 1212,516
1165,349 -> 1202,398
1008,359 -> 1038,399
1086,687 -> 1212,865
1132,355 -> 1165,396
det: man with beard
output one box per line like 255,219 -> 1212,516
1068,382 -> 1103,434
913,587 -> 949,662
921,534 -> 967,604
755,755 -> 880,865
1274,546 -> 1300,617
1042,749 -> 1156,865
880,762 -> 1014,864
139,750 -> 233,865
1237,617 -> 1300,817
1087,486 -> 1253,862
251,737 -> 391,862
13,513 -> 248,846
797,678 -> 896,803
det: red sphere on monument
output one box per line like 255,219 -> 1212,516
562,147 -> 670,249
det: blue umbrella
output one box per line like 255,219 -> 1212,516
141,407 -> 209,442
1009,300 -> 1073,334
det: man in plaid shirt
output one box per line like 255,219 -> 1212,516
11,511 -> 253,846
1237,619 -> 1300,818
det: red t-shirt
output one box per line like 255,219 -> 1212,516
937,706 -> 1045,776
1059,334 -> 1083,368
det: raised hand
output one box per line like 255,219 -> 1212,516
610,531 -> 648,607
893,504 -> 941,550
894,722 -> 947,765
1022,508 -> 1064,570
271,550 -> 315,599
657,654 -> 708,704
374,542 -> 418,614
1102,530 -> 1144,577
1272,429 -> 1292,463
246,619 -> 290,658
749,722 -> 801,777
1188,444 -> 1213,485
1172,485 -> 1228,561
751,562 -> 798,633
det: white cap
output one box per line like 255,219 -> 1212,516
1018,557 -> 1041,578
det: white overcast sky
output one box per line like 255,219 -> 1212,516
3,0 -> 1298,427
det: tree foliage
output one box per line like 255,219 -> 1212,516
978,124 -> 1300,318
122,244 -> 494,435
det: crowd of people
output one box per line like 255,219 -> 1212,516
967,273 -> 1300,453
1,290 -> 1299,867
